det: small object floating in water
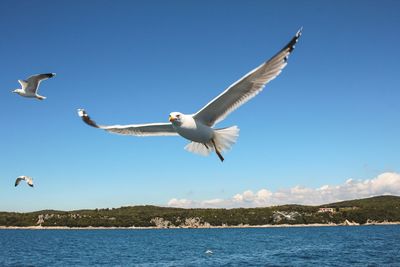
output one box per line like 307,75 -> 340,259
15,176 -> 34,187
205,250 -> 213,254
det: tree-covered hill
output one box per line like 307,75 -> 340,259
1,195 -> 399,228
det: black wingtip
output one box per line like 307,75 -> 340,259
77,108 -> 100,128
287,27 -> 303,53
44,73 -> 56,78
296,27 -> 303,37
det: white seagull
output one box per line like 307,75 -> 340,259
15,176 -> 34,187
78,29 -> 302,162
12,73 -> 56,100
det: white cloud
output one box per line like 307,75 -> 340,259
167,198 -> 194,208
167,172 -> 400,208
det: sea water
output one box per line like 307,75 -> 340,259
0,225 -> 399,266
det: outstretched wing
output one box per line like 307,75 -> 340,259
77,109 -> 178,137
193,28 -> 302,127
26,73 -> 56,93
15,176 -> 25,187
18,80 -> 28,89
26,177 -> 34,187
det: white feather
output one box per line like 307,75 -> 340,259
193,28 -> 302,127
184,142 -> 212,156
184,126 -> 239,156
213,125 -> 240,152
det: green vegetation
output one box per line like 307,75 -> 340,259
1,195 -> 399,228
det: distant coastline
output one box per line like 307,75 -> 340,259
1,195 -> 400,229
1,221 -> 400,230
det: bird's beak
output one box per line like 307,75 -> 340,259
169,115 -> 175,122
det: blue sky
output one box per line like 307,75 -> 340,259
1,0 -> 399,211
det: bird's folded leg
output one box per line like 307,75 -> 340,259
211,139 -> 224,162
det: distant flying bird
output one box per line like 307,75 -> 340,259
15,176 -> 34,187
12,73 -> 56,100
205,250 -> 213,254
78,28 -> 302,162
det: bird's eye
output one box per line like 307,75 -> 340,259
176,114 -> 180,118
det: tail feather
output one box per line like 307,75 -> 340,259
184,125 -> 240,159
184,142 -> 212,156
213,125 -> 239,152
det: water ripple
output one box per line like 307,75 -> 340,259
0,226 -> 399,266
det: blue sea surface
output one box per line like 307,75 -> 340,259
0,225 -> 399,266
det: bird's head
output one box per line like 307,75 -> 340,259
77,108 -> 86,117
169,112 -> 184,125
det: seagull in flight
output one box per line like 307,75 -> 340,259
78,28 -> 302,162
12,73 -> 56,100
15,176 -> 34,187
